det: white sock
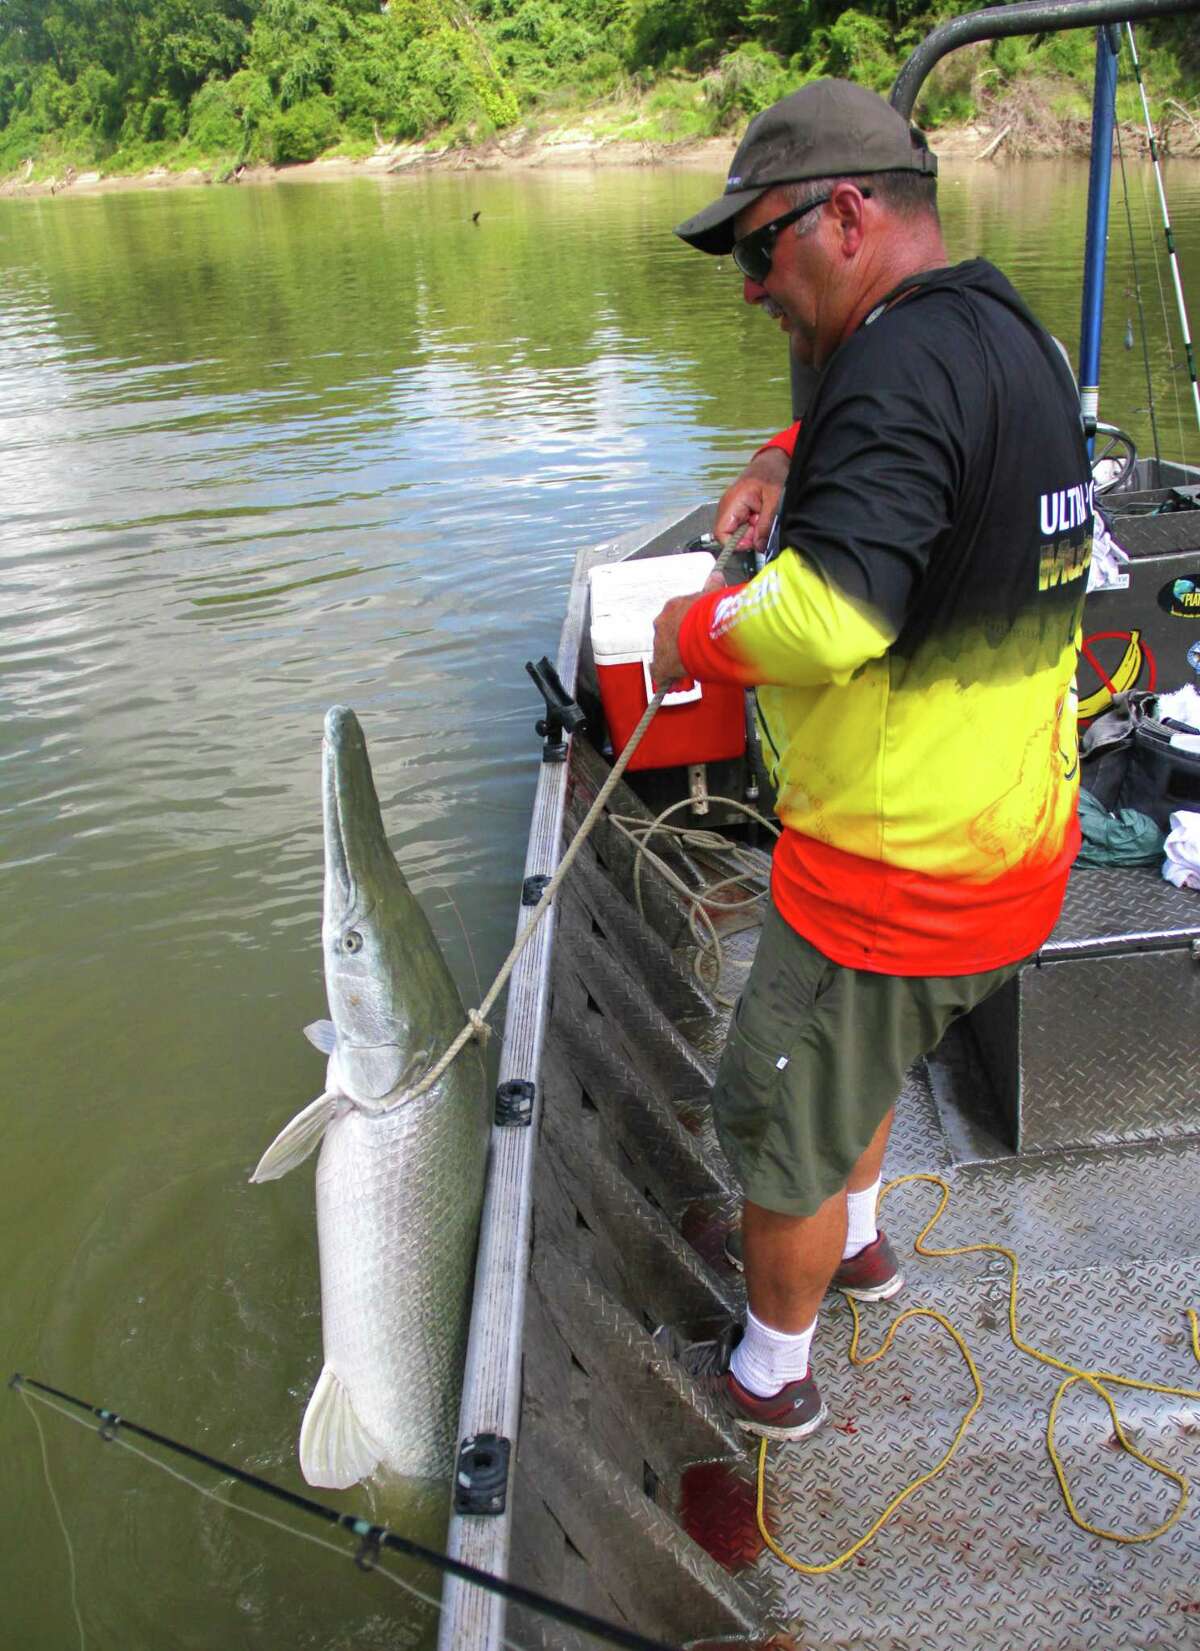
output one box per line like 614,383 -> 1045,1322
843,1177 -> 881,1259
729,1309 -> 816,1398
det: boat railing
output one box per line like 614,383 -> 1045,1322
890,0 -> 1200,117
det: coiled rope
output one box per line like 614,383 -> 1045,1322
756,1173 -> 1200,1575
607,796 -> 779,1003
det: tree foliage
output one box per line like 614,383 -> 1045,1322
0,0 -> 1195,174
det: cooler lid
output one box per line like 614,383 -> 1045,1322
1039,863 -> 1200,961
588,551 -> 717,663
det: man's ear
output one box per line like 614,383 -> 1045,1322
829,181 -> 868,256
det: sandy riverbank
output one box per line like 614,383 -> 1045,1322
3,104 -> 1196,201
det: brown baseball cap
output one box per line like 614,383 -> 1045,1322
675,79 -> 937,255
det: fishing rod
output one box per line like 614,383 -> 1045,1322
1112,111 -> 1164,467
1123,21 -> 1200,442
11,1373 -> 679,1651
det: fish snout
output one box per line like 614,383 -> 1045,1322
324,704 -> 361,748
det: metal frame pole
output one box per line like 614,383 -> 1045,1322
1078,25 -> 1121,438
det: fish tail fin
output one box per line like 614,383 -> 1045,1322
250,1092 -> 340,1182
299,1365 -> 382,1489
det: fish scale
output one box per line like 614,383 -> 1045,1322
313,1071 -> 484,1481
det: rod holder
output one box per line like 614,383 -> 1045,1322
526,656 -> 586,763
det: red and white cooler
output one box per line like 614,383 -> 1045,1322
588,552 -> 746,774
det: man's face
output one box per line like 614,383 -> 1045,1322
732,186 -> 844,369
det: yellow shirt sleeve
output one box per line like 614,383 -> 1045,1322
681,547 -> 897,689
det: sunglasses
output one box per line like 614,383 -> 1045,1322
731,188 -> 872,283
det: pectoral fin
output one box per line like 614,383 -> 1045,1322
304,1019 -> 337,1054
299,1365 -> 382,1489
250,1092 -> 340,1182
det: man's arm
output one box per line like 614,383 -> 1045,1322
654,415 -> 798,677
653,552 -> 897,690
652,592 -> 702,683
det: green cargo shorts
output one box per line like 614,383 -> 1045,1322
710,904 -> 1022,1218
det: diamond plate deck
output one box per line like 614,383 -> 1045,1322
760,1256 -> 1200,1650
1108,504 -> 1200,558
521,793 -> 1200,1650
1041,865 -> 1200,956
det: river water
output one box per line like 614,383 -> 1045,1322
2,157 -> 1198,1650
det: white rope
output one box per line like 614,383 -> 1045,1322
607,794 -> 779,1004
405,534 -> 747,1097
467,1009 -> 492,1043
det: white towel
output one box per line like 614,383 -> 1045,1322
1157,683 -> 1200,734
1086,512 -> 1130,592
1162,810 -> 1200,891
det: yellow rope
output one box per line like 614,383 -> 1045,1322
755,1294 -> 984,1575
756,1172 -> 1200,1574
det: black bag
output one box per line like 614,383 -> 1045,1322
1080,691 -> 1200,830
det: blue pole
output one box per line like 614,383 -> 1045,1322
1078,25 -> 1121,444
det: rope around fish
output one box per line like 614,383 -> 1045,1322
404,529 -> 747,1101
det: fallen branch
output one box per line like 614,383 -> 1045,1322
978,123 -> 1011,161
1164,98 -> 1200,135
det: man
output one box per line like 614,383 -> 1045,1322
652,80 -> 1092,1441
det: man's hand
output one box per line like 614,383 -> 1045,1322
651,563 -> 726,687
651,593 -> 698,687
715,446 -> 789,552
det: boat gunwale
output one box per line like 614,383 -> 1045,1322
437,503 -> 717,1649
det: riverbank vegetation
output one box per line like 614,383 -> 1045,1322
1,0 -> 1198,181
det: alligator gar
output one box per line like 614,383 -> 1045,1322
252,705 -> 487,1488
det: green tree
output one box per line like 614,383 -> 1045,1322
133,0 -> 254,105
1,0 -> 1197,175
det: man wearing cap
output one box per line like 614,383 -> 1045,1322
652,80 -> 1091,1440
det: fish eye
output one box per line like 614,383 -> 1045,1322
343,931 -> 364,954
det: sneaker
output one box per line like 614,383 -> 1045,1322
653,1322 -> 827,1442
723,1227 -> 904,1303
832,1233 -> 905,1302
725,1369 -> 827,1442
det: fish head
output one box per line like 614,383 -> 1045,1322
321,706 -> 463,1109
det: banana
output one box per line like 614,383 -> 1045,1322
1077,628 -> 1142,721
